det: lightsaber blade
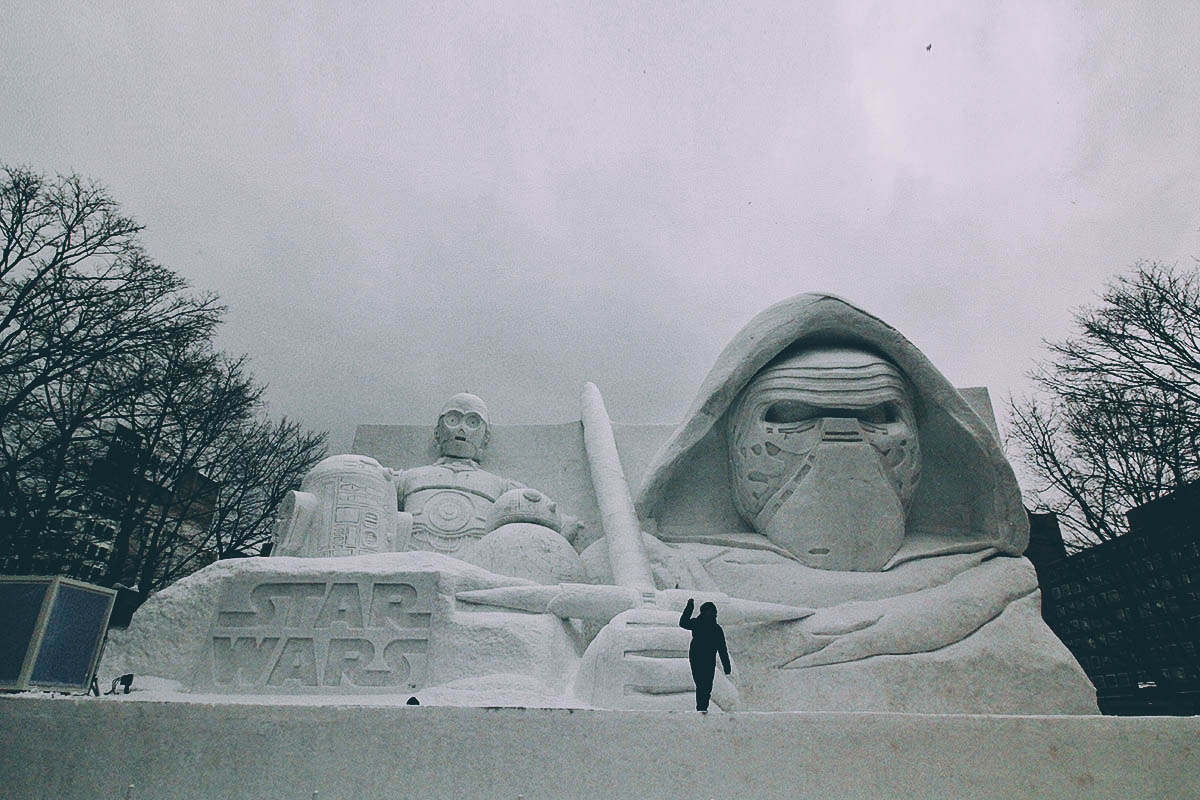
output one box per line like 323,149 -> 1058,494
580,381 -> 656,593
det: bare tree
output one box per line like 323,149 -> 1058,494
103,342 -> 263,593
0,165 -> 327,594
1010,261 -> 1200,548
109,351 -> 326,596
185,417 -> 326,566
0,166 -> 222,572
0,167 -> 221,431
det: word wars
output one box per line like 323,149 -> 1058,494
204,576 -> 434,692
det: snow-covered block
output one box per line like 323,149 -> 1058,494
102,552 -> 583,699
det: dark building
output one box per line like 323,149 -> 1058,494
1026,511 -> 1068,568
1028,488 -> 1200,715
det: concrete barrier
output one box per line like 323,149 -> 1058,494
2,697 -> 1197,799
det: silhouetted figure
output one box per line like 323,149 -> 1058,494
679,598 -> 732,711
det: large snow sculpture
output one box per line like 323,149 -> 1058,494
106,294 -> 1097,714
569,294 -> 1097,713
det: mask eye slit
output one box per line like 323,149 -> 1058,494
764,400 -> 817,423
762,401 -> 903,426
858,404 -> 890,425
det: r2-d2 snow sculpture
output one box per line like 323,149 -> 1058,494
272,455 -> 400,558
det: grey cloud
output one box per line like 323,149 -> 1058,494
3,1 -> 1198,464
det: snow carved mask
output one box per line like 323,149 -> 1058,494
727,347 -> 920,571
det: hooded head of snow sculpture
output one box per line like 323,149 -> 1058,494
634,293 -> 1028,568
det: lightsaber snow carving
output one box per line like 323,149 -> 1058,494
456,382 -> 813,625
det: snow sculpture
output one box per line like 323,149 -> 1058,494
725,346 -> 921,571
273,393 -> 579,559
106,294 -> 1097,714
459,487 -> 586,585
567,294 -> 1098,712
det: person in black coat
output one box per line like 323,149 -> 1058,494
678,598 -> 732,711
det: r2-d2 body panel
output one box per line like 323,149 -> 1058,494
272,454 -> 399,558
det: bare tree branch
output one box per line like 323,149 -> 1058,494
0,165 -> 326,594
1009,262 -> 1200,547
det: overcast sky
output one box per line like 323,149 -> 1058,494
4,2 -> 1199,459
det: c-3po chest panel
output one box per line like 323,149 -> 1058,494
401,463 -> 515,554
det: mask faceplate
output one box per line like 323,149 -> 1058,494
728,348 -> 921,570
